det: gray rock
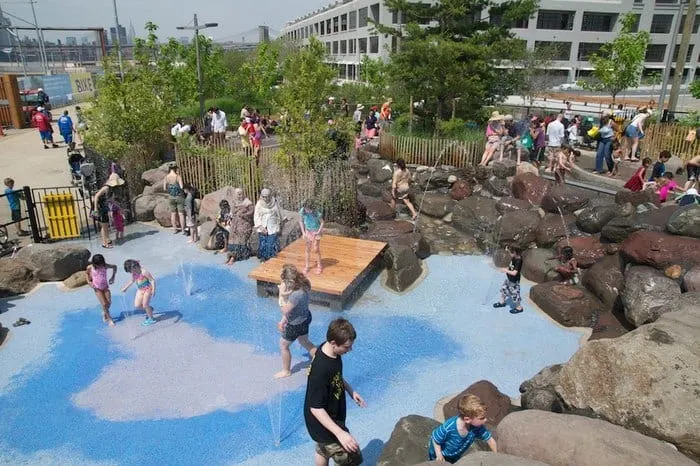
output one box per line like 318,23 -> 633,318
358,182 -> 386,198
556,308 -> 700,461
666,204 -> 700,239
451,197 -> 499,243
199,186 -> 238,221
153,196 -> 174,227
141,166 -> 167,186
367,158 -> 394,183
581,254 -> 624,312
415,452 -> 550,465
615,188 -> 660,207
540,186 -> 590,214
133,193 -> 168,222
485,176 -> 511,197
365,200 -> 396,221
323,222 -> 360,238
419,193 -> 455,218
683,265 -> 700,292
601,206 -> 678,243
576,204 -> 620,234
386,261 -> 423,292
496,197 -> 531,214
0,257 -> 38,297
497,210 -> 540,248
521,248 -> 559,283
498,411 -> 696,466
63,270 -> 88,289
535,213 -> 574,247
384,244 -> 423,292
491,159 -> 517,179
519,364 -> 564,413
378,415 -> 440,466
198,220 -> 217,250
15,244 -> 91,281
621,266 -> 682,327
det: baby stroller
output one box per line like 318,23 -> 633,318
67,144 -> 85,186
580,116 -> 597,149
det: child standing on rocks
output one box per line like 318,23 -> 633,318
624,157 -> 652,192
428,394 -> 497,463
493,246 -> 524,314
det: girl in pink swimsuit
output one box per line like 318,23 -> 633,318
85,254 -> 118,326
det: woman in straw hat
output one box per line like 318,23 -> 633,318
93,171 -> 125,249
479,111 -> 506,166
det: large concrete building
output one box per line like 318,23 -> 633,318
281,0 -> 700,85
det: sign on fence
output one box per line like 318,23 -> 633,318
70,72 -> 96,99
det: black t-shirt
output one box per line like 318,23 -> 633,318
304,343 -> 347,444
507,257 -> 523,283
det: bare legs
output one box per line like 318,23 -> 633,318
135,290 -> 155,320
99,222 -> 110,247
275,335 -> 317,379
304,238 -> 323,275
95,289 -> 115,326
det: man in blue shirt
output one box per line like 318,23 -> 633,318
57,111 -> 74,144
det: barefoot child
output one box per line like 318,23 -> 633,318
299,200 -> 324,275
428,394 -> 497,463
121,259 -> 157,326
607,142 -> 623,177
85,254 -> 117,326
624,157 -> 652,192
555,246 -> 579,284
278,264 -> 295,309
110,201 -> 125,242
493,246 -> 524,314
184,184 -> 199,244
554,145 -> 572,186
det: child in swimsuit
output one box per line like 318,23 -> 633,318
121,259 -> 157,326
299,200 -> 324,275
85,254 -> 118,326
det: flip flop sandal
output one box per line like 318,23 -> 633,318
19,318 -> 30,324
12,320 -> 22,327
509,308 -> 524,314
492,302 -> 507,308
101,244 -> 113,249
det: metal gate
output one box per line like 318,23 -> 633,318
29,186 -> 97,242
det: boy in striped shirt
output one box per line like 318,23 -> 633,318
428,394 -> 497,463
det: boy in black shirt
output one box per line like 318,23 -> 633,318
493,246 -> 524,314
304,318 -> 366,466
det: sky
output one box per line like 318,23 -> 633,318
1,0 -> 329,42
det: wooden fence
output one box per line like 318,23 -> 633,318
379,132 -> 484,168
640,123 -> 700,162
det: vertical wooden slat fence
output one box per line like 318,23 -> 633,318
379,133 -> 485,168
640,123 -> 700,162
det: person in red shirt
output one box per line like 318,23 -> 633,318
32,107 -> 58,149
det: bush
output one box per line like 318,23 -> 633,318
177,97 -> 249,120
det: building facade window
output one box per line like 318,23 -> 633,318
359,37 -> 368,53
650,14 -> 674,33
333,16 -> 339,33
577,42 -> 604,61
645,44 -> 666,62
341,14 -> 348,31
391,35 -> 399,53
581,12 -> 617,32
326,19 -> 332,34
321,22 -> 325,35
673,44 -> 695,61
655,0 -> 677,4
630,14 -> 641,32
349,11 -> 357,29
370,3 -> 380,23
340,39 -> 347,54
534,41 -> 572,60
349,38 -> 356,54
359,7 -> 369,27
333,41 -> 339,54
369,35 -> 379,53
513,18 -> 529,29
326,42 -> 331,54
679,15 -> 700,34
537,10 -> 575,30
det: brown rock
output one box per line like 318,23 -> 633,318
516,161 -> 539,177
153,196 -> 173,227
664,264 -> 684,279
443,380 -> 513,427
495,197 -> 531,214
0,258 -> 39,298
555,236 -> 606,268
496,210 -> 541,248
536,213 -> 575,247
582,254 -> 624,312
619,231 -> 700,270
63,270 -> 88,289
450,179 -> 472,201
683,265 -> 700,292
365,200 -> 396,221
615,188 -> 660,207
362,220 -> 415,240
512,173 -> 549,205
522,248 -> 560,283
589,311 -> 630,341
200,186 -> 239,221
530,282 -> 603,327
540,185 -> 590,214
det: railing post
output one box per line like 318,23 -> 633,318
23,186 -> 42,243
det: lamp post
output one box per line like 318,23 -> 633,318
177,14 -> 218,119
111,0 -> 124,79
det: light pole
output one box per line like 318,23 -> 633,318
177,14 -> 218,119
111,0 -> 124,79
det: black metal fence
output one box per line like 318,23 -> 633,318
29,186 -> 96,242
0,186 -> 39,252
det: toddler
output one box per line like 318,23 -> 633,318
555,246 -> 579,284
110,201 -> 124,241
608,142 -> 623,177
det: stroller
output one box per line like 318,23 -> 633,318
580,116 -> 597,149
67,143 -> 85,186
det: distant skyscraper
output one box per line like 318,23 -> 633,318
109,25 -> 127,46
128,20 -> 136,45
80,36 -> 90,46
66,36 -> 78,46
178,36 -> 190,45
258,26 -> 270,43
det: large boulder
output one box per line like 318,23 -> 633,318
416,452 -> 549,465
554,236 -> 607,268
450,179 -> 472,201
521,248 -> 559,283
323,222 -> 360,239
555,308 -> 700,461
496,210 -> 541,248
153,196 -> 173,227
384,244 -> 423,292
362,220 -> 415,241
377,415 -> 440,466
575,204 -> 620,234
530,282 -> 603,327
132,193 -> 169,222
581,254 -> 624,312
519,364 -> 564,413
420,193 -> 455,218
621,266 -> 682,327
491,159 -> 517,179
485,176 -> 511,197
495,197 -> 531,214
365,200 -> 396,221
512,173 -> 549,205
358,181 -> 386,198
615,188 -> 660,207
63,270 -> 88,289
540,186 -> 590,214
442,380 -> 513,427
535,213 -> 574,248
367,158 -> 394,183
619,230 -> 700,270
498,411 -> 696,466
600,205 -> 678,243
140,166 -> 167,188
199,186 -> 237,221
451,197 -> 499,243
683,265 -> 700,292
198,220 -> 217,250
0,257 -> 39,297
666,204 -> 700,239
515,161 -> 539,177
414,167 -> 459,190
15,244 -> 90,281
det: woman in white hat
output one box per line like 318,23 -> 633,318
93,172 -> 125,248
479,111 -> 505,166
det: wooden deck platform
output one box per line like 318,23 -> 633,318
248,235 -> 387,310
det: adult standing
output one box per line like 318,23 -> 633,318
304,318 -> 365,466
93,172 -> 125,249
545,113 -> 565,171
225,188 -> 255,265
352,104 -> 364,134
57,111 -> 74,145
254,188 -> 283,261
162,164 -> 186,234
340,98 -> 349,118
211,107 -> 228,144
563,102 -> 574,127
594,115 -> 616,175
365,107 -> 378,138
33,107 -> 57,149
275,264 -> 317,379
37,88 -> 50,109
624,107 -> 650,161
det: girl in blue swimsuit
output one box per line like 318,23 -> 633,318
121,259 -> 157,326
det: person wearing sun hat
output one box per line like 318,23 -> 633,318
479,111 -> 505,166
93,171 -> 125,248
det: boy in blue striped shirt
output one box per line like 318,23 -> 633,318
428,394 -> 497,463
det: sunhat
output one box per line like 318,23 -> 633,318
37,106 -> 44,112
356,104 -> 364,110
488,111 -> 504,121
504,114 -> 514,121
105,173 -> 125,187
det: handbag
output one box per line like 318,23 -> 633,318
521,132 -> 534,150
587,126 -> 600,138
687,129 -> 697,143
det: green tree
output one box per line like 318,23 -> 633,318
277,37 -> 343,167
238,42 -> 283,107
377,0 -> 538,123
515,42 -> 561,106
581,13 -> 650,103
690,79 -> 700,99
360,55 -> 388,102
